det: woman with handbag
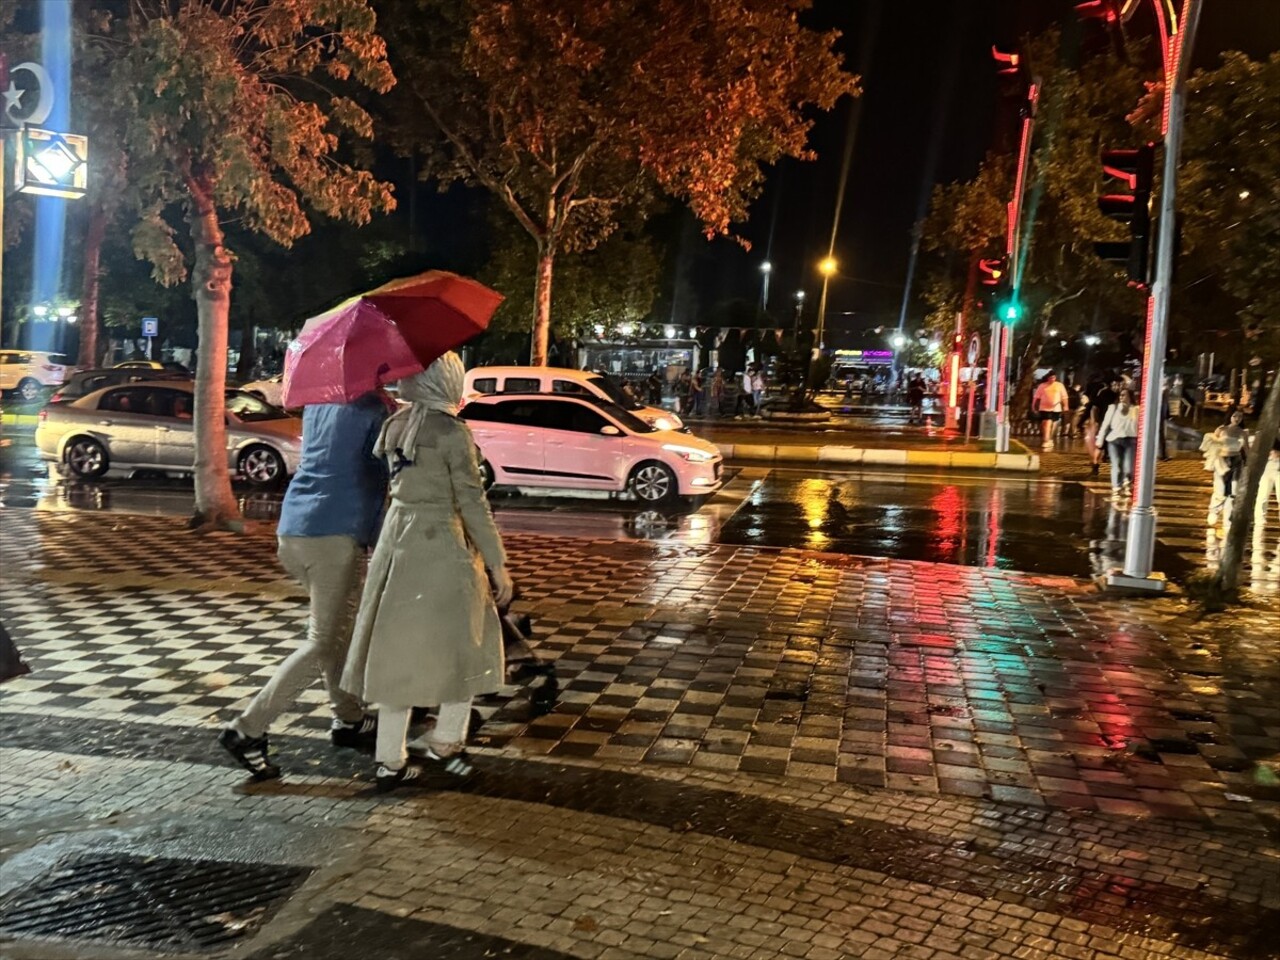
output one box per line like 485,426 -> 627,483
1097,389 -> 1139,503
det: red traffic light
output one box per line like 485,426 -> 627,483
991,47 -> 1021,76
1075,0 -> 1121,22
978,257 -> 1006,285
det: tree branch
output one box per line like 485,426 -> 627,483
415,87 -> 544,241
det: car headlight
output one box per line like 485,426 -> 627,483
662,443 -> 714,463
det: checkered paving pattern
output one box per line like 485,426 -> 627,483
3,509 -> 1278,836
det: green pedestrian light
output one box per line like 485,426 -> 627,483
1001,301 -> 1021,324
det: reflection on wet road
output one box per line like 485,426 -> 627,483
3,432 -> 1276,587
716,469 -> 1199,579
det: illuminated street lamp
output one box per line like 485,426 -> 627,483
890,333 -> 908,349
815,257 -> 838,351
758,260 -> 772,312
32,305 -> 48,317
1084,334 -> 1101,346
17,127 -> 88,199
664,325 -> 676,339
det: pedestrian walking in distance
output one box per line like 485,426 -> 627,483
1202,408 -> 1250,530
220,389 -> 393,781
1032,372 -> 1070,451
709,369 -> 726,417
1097,388 -> 1138,504
1086,376 -> 1119,476
341,353 -> 514,792
751,364 -> 767,414
733,367 -> 754,418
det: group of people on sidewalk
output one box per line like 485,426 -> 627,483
219,352 -> 513,791
1033,368 -> 1279,534
673,364 -> 766,418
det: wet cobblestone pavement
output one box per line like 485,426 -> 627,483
3,510 -> 1280,959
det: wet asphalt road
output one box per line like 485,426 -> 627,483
0,426 -> 1216,582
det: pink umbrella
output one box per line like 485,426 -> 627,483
282,271 -> 503,407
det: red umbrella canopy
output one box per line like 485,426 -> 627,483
362,270 -> 505,366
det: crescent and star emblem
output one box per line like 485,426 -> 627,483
3,62 -> 54,127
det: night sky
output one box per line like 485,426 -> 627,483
690,0 -> 1280,349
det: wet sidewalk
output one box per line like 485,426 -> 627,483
2,511 -> 1279,959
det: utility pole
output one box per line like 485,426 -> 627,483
1110,0 -> 1203,591
980,48 -> 1039,453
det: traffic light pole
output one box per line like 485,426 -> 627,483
1110,0 -> 1202,592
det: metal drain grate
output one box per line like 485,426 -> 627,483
0,853 -> 312,950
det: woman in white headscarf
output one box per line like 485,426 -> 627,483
341,352 -> 513,790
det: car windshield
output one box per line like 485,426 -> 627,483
591,398 -> 655,433
587,374 -> 643,411
226,390 -> 290,422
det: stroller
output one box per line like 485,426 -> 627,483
411,603 -> 557,739
494,607 -> 558,711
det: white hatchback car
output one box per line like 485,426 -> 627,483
1,350 -> 70,402
463,366 -> 683,432
459,394 -> 720,503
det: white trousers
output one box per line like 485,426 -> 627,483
1255,458 -> 1280,530
375,699 -> 473,768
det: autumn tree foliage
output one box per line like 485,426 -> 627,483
96,0 -> 395,528
386,0 -> 858,365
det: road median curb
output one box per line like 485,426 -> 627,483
715,442 -> 1040,472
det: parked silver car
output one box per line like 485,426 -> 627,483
36,381 -> 302,487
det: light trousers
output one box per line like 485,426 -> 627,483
235,535 -> 365,739
1254,457 -> 1280,531
1208,468 -> 1239,524
376,699 -> 473,768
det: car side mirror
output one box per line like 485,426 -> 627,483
600,425 -> 621,436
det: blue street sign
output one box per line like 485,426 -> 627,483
142,317 -> 158,337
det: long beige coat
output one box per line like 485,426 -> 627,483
341,412 -> 506,707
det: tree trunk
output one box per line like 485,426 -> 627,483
77,205 -> 108,370
186,179 -> 240,530
530,246 -> 554,366
1009,325 -> 1047,432
1214,373 -> 1280,597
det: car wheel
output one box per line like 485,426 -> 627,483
478,458 -> 495,490
630,461 -> 677,504
239,445 -> 286,488
64,436 -> 109,479
17,378 -> 41,403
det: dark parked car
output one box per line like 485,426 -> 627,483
48,368 -> 189,404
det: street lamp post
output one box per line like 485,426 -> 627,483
816,257 -> 837,353
1113,0 -> 1204,592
